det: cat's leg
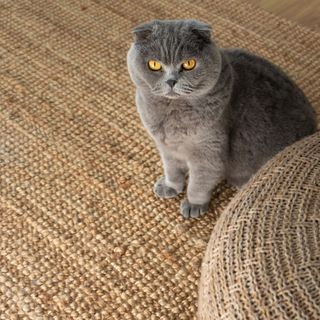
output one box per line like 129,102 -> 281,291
181,162 -> 223,218
154,152 -> 187,199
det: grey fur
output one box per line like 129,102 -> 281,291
127,19 -> 317,218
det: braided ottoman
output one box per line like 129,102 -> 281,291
198,132 -> 320,319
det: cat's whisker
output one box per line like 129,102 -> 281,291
152,84 -> 169,96
177,86 -> 194,94
181,88 -> 193,93
181,89 -> 194,94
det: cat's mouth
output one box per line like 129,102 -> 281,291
152,86 -> 188,99
165,91 -> 181,99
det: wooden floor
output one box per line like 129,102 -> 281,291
248,0 -> 320,31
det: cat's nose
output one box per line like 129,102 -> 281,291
166,79 -> 177,88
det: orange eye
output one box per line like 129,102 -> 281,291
182,59 -> 196,70
148,60 -> 162,71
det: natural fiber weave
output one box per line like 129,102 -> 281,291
0,0 -> 319,319
198,132 -> 320,320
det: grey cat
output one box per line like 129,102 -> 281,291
127,19 -> 317,218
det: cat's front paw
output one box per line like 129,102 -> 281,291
180,199 -> 209,218
154,177 -> 180,199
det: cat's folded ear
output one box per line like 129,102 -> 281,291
132,20 -> 159,42
189,20 -> 212,42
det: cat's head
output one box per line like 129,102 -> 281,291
127,20 -> 221,99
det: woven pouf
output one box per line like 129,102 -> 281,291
198,132 -> 320,320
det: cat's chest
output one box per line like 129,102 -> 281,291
141,104 -> 201,145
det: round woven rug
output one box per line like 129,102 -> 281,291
0,0 -> 319,318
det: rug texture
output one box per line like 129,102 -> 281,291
0,0 -> 319,319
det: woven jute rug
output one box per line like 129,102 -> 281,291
0,0 -> 319,319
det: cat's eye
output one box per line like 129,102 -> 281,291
182,59 -> 196,70
148,60 -> 162,71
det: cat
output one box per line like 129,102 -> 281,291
127,19 -> 317,218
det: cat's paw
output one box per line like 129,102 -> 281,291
180,199 -> 209,218
154,177 -> 180,199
